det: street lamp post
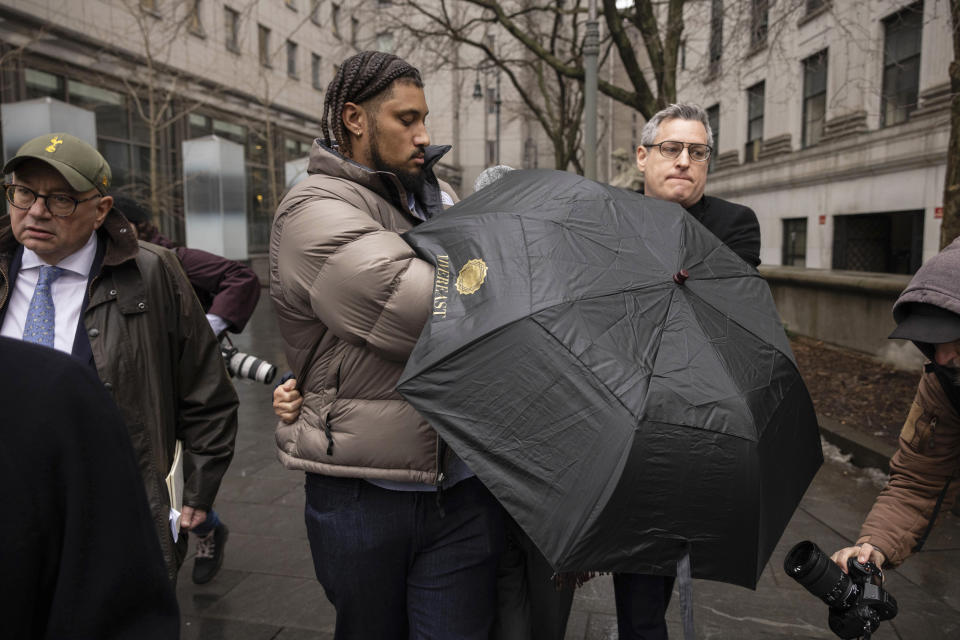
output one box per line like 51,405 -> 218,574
473,62 -> 501,166
583,0 -> 599,180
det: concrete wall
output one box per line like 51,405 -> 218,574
762,266 -> 924,370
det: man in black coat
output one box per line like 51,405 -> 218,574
617,103 -> 763,639
636,103 -> 761,268
0,336 -> 179,639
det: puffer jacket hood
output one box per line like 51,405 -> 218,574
307,142 -> 452,218
893,237 -> 960,360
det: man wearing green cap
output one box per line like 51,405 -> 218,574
0,132 -> 239,582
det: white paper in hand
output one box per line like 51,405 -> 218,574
165,440 -> 184,542
170,507 -> 182,543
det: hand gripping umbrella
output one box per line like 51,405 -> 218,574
397,169 -> 822,589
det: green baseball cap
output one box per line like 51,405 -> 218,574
3,132 -> 111,194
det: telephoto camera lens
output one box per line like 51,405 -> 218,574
784,540 -> 855,608
227,350 -> 277,385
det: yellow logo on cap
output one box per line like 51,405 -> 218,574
102,175 -> 108,187
456,258 -> 488,295
45,136 -> 63,153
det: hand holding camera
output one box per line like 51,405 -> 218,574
784,540 -> 897,639
831,543 -> 886,575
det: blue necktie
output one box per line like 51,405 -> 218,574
22,265 -> 65,348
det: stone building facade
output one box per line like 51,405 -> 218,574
0,0 -> 540,253
661,0 -> 951,271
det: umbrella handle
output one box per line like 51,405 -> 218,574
673,269 -> 690,285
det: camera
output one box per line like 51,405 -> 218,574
220,336 -> 277,385
784,540 -> 897,639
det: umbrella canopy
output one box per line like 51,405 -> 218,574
398,169 -> 822,589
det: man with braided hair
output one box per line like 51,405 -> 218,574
270,51 -> 503,639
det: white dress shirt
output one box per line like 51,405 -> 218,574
1,232 -> 98,353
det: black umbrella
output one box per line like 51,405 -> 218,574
398,169 -> 822,589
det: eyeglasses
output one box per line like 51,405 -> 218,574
646,141 -> 712,162
3,183 -> 102,218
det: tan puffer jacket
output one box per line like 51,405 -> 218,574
269,142 -> 457,483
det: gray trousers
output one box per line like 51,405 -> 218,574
493,514 -> 575,640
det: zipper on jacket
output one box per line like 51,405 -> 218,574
324,421 -> 335,455
434,434 -> 447,518
324,356 -> 343,456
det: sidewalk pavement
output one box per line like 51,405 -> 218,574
177,299 -> 960,639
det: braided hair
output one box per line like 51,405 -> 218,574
321,51 -> 423,156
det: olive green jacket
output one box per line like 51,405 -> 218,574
0,210 -> 239,579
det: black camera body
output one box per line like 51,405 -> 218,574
784,540 -> 897,640
220,336 -> 277,385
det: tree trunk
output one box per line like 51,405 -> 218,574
942,0 -> 960,248
149,83 -> 159,222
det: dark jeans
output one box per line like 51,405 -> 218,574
613,573 -> 675,640
304,474 -> 504,640
190,508 -> 221,537
493,514 -> 574,640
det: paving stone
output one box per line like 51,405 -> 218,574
213,531 -> 317,579
272,627 -> 335,640
201,572 -> 336,631
180,615 -> 282,640
211,499 -> 308,541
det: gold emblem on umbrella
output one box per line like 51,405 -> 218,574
456,258 -> 488,295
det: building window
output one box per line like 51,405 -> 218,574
680,39 -> 686,71
225,7 -> 240,53
881,2 -> 923,127
745,81 -> 764,164
486,87 -> 496,114
311,53 -> 323,90
284,137 -> 312,160
782,218 -> 808,267
376,31 -> 394,54
140,0 -> 158,12
351,17 -> 359,46
709,0 -> 722,74
187,1 -> 204,36
832,211 -> 923,274
285,0 -> 297,10
802,50 -> 828,148
24,68 -> 66,101
69,81 -> 128,140
485,140 -> 496,166
706,103 -> 719,171
258,24 -> 272,68
287,41 -> 298,78
67,80 -> 150,191
331,3 -> 341,38
310,0 -> 321,24
750,0 -> 769,50
806,0 -> 827,14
